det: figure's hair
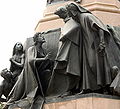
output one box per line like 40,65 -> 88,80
12,42 -> 24,55
33,32 -> 41,42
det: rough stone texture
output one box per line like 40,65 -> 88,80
11,94 -> 120,109
35,0 -> 120,32
43,94 -> 120,109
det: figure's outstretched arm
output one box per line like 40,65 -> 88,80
35,53 -> 50,62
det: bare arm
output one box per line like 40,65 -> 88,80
10,54 -> 25,67
35,53 -> 49,62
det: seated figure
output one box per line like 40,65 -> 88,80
0,43 -> 24,103
4,33 -> 54,109
0,68 -> 13,102
9,42 -> 25,82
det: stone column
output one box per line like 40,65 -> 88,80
35,0 -> 120,32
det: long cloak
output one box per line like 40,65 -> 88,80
75,9 -> 120,91
47,18 -> 81,96
108,25 -> 120,95
76,12 -> 112,90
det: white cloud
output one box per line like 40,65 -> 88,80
0,0 -> 46,73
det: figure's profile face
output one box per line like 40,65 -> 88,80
59,11 -> 67,19
37,34 -> 46,44
34,33 -> 46,45
15,42 -> 23,51
55,7 -> 68,19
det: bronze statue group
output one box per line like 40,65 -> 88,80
0,2 -> 120,109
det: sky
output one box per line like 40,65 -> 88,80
0,0 -> 46,73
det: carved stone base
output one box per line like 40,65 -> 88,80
9,93 -> 120,109
44,93 -> 120,109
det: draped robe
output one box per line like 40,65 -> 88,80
7,46 -> 44,109
47,18 -> 81,96
76,12 -> 120,91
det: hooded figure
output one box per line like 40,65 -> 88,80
65,2 -> 116,92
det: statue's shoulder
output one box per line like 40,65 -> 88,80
62,18 -> 80,36
27,46 -> 35,55
67,18 -> 80,28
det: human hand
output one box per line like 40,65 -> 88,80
97,42 -> 106,56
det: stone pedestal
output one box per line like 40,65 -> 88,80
35,0 -> 120,32
9,93 -> 120,109
44,93 -> 120,109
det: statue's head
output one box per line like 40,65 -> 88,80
14,42 -> 23,52
66,3 -> 78,17
13,42 -> 23,55
33,32 -> 46,45
54,6 -> 68,19
0,68 -> 13,80
66,3 -> 78,11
